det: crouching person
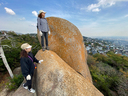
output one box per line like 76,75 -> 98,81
20,43 -> 43,93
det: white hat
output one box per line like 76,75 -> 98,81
39,10 -> 46,14
21,43 -> 32,50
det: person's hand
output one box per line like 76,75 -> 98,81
40,31 -> 42,36
26,75 -> 31,80
39,60 -> 43,64
48,31 -> 50,35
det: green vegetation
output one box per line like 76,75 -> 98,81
93,52 -> 128,71
1,31 -> 128,95
0,31 -> 41,72
0,31 -> 41,90
6,74 -> 24,90
88,52 -> 128,96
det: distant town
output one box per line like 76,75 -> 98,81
83,36 -> 128,57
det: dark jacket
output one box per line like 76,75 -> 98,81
20,52 -> 39,77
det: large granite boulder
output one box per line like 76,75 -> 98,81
37,17 -> 92,83
35,50 -> 103,96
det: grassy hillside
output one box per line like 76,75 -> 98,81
88,53 -> 128,96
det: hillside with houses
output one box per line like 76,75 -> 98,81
83,36 -> 128,56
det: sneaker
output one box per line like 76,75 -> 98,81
28,88 -> 35,93
23,84 -> 28,89
46,46 -> 49,50
42,47 -> 45,51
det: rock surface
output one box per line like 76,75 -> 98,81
12,80 -> 37,96
12,70 -> 37,96
0,67 -> 23,96
0,87 -> 9,96
35,50 -> 103,96
13,67 -> 21,75
37,17 -> 92,83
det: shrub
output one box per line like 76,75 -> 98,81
6,74 -> 24,90
93,52 -> 128,71
87,55 -> 96,66
0,32 -> 41,73
3,47 -> 21,70
93,53 -> 110,64
107,51 -> 128,70
0,80 -> 6,92
90,65 -> 112,96
90,62 -> 121,96
0,59 -> 6,72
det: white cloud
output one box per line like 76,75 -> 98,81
87,4 -> 100,11
30,24 -> 36,27
98,0 -> 116,7
19,17 -> 25,20
87,0 -> 116,11
92,8 -> 101,12
124,14 -> 128,17
32,11 -> 38,17
79,20 -> 128,37
0,17 -> 37,34
4,7 -> 15,15
109,1 -> 115,6
112,0 -> 128,1
86,0 -> 128,12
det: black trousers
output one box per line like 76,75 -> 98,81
41,32 -> 48,47
24,74 -> 33,90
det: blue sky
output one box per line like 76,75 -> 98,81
0,0 -> 128,37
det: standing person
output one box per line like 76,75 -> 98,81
37,10 -> 50,51
20,43 -> 43,93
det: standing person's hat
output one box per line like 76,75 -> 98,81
21,43 -> 32,50
39,10 -> 46,14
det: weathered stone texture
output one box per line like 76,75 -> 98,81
37,17 -> 92,83
35,50 -> 103,96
